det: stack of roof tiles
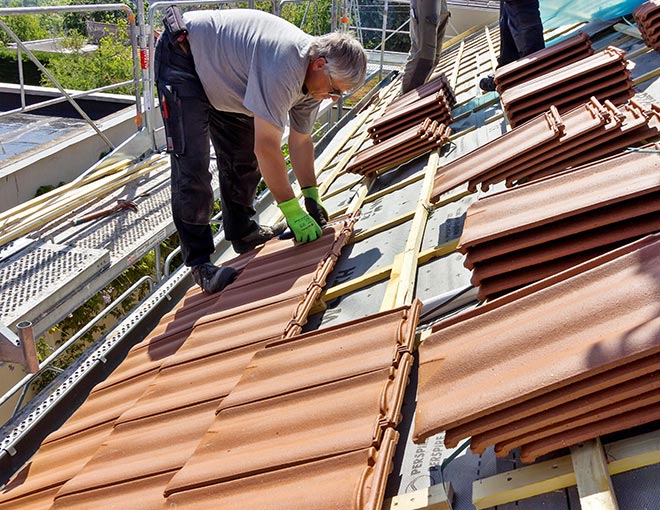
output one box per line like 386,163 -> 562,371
414,232 -> 660,463
430,98 -> 660,201
367,74 -> 455,143
454,143 -> 660,300
0,218 -> 417,510
493,32 -> 594,93
346,118 -> 451,176
500,46 -> 634,127
633,0 -> 660,51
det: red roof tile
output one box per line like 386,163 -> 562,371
414,234 -> 660,446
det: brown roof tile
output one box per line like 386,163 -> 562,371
165,431 -> 399,510
494,32 -> 593,91
218,303 -> 420,411
458,141 -> 660,252
470,370 -> 660,455
443,352 -> 660,448
518,402 -> 660,463
414,233 -> 660,444
165,361 -> 412,494
430,107 -> 563,200
387,73 -> 456,112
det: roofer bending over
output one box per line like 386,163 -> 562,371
155,8 -> 367,293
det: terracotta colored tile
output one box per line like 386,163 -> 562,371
634,0 -> 660,21
0,486 -> 60,510
495,32 -> 593,90
52,472 -> 173,510
430,107 -> 563,201
458,140 -> 660,252
387,73 -> 455,112
500,100 -> 650,187
469,370 -> 660,454
497,386 -> 660,458
43,370 -> 157,444
470,207 -> 660,284
519,403 -> 660,463
473,98 -> 609,191
475,244 -> 614,300
115,340 -> 268,424
166,360 -> 411,495
159,297 -> 300,365
165,429 -> 399,510
218,303 -> 420,411
414,233 -> 660,443
504,67 -> 631,127
521,104 -> 660,183
0,423 -> 109,506
443,352 -> 660,448
53,400 -> 219,500
500,47 -> 626,108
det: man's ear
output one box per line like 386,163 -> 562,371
311,57 -> 326,71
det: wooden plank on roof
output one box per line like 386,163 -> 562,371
570,439 -> 619,510
383,482 -> 454,510
472,429 -> 660,509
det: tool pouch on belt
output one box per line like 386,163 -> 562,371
163,5 -> 188,41
159,85 -> 185,154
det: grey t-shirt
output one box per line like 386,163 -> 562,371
184,9 -> 321,134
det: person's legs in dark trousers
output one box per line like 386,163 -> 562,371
499,0 -> 544,66
208,110 -> 261,242
155,30 -> 237,293
401,0 -> 450,93
155,31 -> 215,267
480,0 -> 544,91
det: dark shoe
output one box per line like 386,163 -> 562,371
231,221 -> 287,254
191,263 -> 237,294
479,73 -> 497,92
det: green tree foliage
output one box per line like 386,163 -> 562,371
0,13 -> 49,46
280,0 -> 333,35
41,21 -> 134,93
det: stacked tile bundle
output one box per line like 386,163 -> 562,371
346,118 -> 451,176
387,73 -> 456,115
493,32 -> 594,92
367,74 -> 455,143
633,0 -> 660,51
0,219 -> 374,510
414,232 -> 660,463
454,143 -> 660,300
500,46 -> 634,127
430,98 -> 660,201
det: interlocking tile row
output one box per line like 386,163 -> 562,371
414,233 -> 660,463
369,90 -> 453,143
455,142 -> 660,298
633,1 -> 660,51
430,99 -> 660,202
0,219 -> 356,510
163,303 -> 421,510
501,46 -> 633,127
346,119 -> 451,176
387,73 -> 456,114
494,32 -> 594,92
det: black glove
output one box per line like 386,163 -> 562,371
302,186 -> 329,227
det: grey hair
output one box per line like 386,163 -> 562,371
308,31 -> 367,91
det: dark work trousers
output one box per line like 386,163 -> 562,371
498,0 -> 545,67
154,30 -> 262,267
402,0 -> 450,93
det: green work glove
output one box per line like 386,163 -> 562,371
278,197 -> 323,243
301,186 -> 329,227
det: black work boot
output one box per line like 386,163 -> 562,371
231,221 -> 288,254
191,263 -> 237,294
479,73 -> 497,93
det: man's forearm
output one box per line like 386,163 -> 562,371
288,130 -> 317,189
